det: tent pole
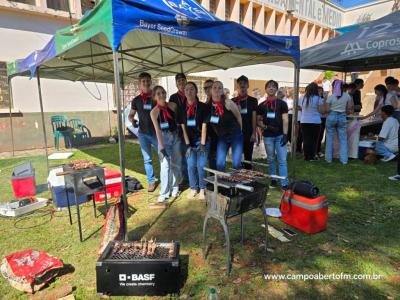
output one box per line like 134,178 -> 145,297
112,51 -> 128,240
36,68 -> 50,172
7,78 -> 15,156
291,63 -> 300,179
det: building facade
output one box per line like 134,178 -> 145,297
0,0 -> 114,152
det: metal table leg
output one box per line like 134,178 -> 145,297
74,191 -> 83,242
92,197 -> 97,218
219,218 -> 232,276
240,214 -> 244,244
262,203 -> 268,255
202,214 -> 211,259
66,189 -> 72,225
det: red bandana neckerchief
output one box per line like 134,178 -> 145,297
233,94 -> 248,106
186,100 -> 197,118
178,91 -> 186,106
212,100 -> 225,116
157,104 -> 172,122
263,96 -> 277,111
141,91 -> 150,104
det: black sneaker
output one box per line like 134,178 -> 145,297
270,180 -> 278,188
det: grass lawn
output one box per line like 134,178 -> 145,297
0,143 -> 399,299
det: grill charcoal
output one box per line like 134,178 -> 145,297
105,242 -> 177,260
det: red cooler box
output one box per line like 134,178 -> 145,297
280,190 -> 328,234
11,162 -> 36,198
94,168 -> 122,202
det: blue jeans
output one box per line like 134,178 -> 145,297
264,135 -> 289,186
138,132 -> 158,184
375,141 -> 396,159
180,137 -> 189,182
159,131 -> 181,198
186,142 -> 209,190
216,131 -> 243,171
325,112 -> 348,163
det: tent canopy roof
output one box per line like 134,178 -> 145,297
300,11 -> 400,72
7,0 -> 299,83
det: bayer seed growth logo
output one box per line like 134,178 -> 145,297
162,0 -> 216,24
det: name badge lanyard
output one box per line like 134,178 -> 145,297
143,96 -> 152,111
266,101 -> 277,124
240,99 -> 248,114
159,110 -> 170,130
187,105 -> 198,127
210,105 -> 221,124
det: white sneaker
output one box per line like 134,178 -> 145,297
171,187 -> 179,198
381,153 -> 396,162
187,189 -> 197,199
157,195 -> 168,203
198,189 -> 206,200
388,175 -> 400,181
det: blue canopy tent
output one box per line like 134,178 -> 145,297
301,11 -> 400,72
7,0 -> 300,237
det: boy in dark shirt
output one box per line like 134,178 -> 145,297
128,72 -> 158,192
231,75 -> 258,169
169,73 -> 189,185
257,80 -> 289,189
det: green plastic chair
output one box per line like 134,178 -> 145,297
68,118 -> 91,145
51,115 -> 73,150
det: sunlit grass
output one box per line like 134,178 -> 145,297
0,143 -> 399,299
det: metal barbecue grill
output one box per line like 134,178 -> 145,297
203,161 -> 284,275
60,162 -> 107,242
96,241 -> 181,296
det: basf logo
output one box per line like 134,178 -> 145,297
162,0 -> 216,21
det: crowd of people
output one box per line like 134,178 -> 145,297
128,72 -> 400,205
292,75 -> 400,178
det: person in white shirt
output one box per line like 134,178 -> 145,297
283,88 -> 294,144
363,84 -> 398,120
325,81 -> 354,164
375,105 -> 399,162
322,77 -> 331,99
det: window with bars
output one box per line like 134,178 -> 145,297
252,7 -> 257,29
225,0 -> 230,20
209,0 -> 217,14
9,0 -> 36,5
239,3 -> 244,24
47,0 -> 70,12
0,63 -> 10,109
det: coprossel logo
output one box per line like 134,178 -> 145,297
119,273 -> 156,281
162,0 -> 215,21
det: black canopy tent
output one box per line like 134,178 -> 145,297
301,11 -> 400,72
7,0 -> 301,238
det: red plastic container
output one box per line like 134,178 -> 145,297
94,168 -> 122,202
280,190 -> 328,234
11,162 -> 36,198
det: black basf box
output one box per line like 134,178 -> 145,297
96,241 -> 181,296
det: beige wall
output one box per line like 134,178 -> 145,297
0,6 -> 112,113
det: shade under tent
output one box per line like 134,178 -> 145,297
7,0 -> 301,238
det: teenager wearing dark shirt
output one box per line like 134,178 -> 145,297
257,80 -> 289,189
209,81 -> 243,171
231,75 -> 257,169
169,73 -> 189,185
150,86 -> 182,204
203,79 -> 217,170
181,82 -> 209,200
128,72 -> 157,192
352,79 -> 364,114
